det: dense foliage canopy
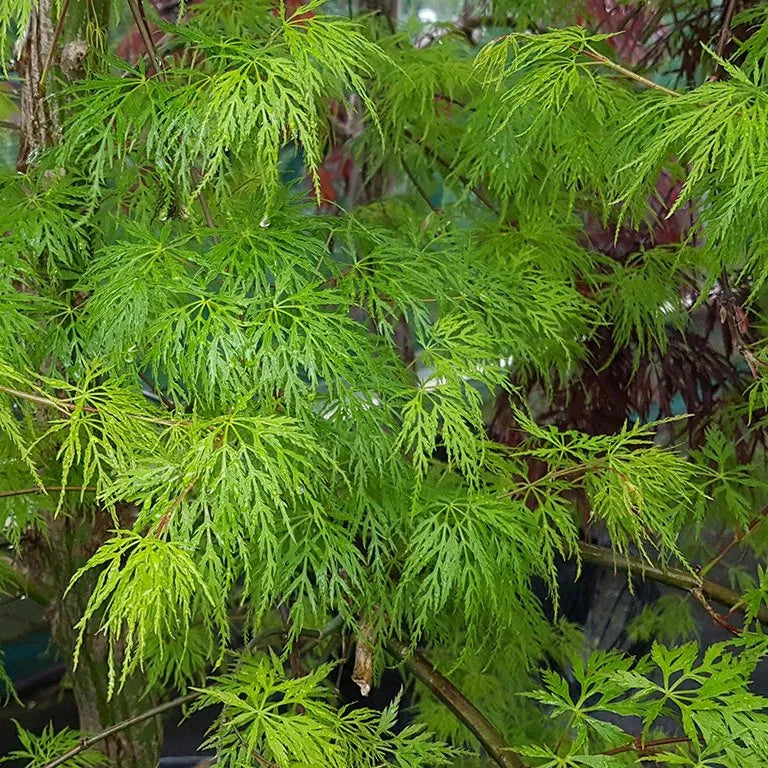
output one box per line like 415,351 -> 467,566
3,0 -> 768,767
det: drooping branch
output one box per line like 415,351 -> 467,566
578,541 -> 768,626
45,637 -> 525,768
387,639 -> 523,768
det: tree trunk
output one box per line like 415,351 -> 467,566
15,0 -> 60,170
23,512 -> 163,768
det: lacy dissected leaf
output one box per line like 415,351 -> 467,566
516,413 -> 702,557
55,4 -> 385,204
525,638 -> 768,763
396,477 -> 573,650
104,411 -> 333,599
37,366 -> 164,507
0,170 -> 92,272
614,68 -> 768,290
456,29 -> 631,212
599,247 -> 690,361
1,721 -> 110,768
68,531 -> 228,697
194,654 -> 454,768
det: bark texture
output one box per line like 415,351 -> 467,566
15,0 -> 60,170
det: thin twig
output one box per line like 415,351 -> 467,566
401,158 -> 439,213
553,712 -> 577,755
403,130 -> 498,213
0,384 -> 72,415
717,272 -> 758,378
715,0 -> 738,61
126,0 -> 165,76
603,735 -> 691,756
0,384 -> 183,427
707,0 -> 756,378
155,431 -> 225,535
235,730 -> 277,768
41,693 -> 198,768
298,614 -> 345,655
191,168 -> 220,242
700,505 -> 768,577
198,189 -> 217,230
505,460 -> 605,499
139,371 -> 176,411
37,0 -> 73,97
0,484 -> 97,500
580,48 -> 680,98
155,476 -> 197,535
690,586 -> 742,635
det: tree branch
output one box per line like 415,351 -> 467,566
580,48 -> 680,98
578,541 -> 768,626
41,693 -> 198,768
387,639 -> 523,768
0,554 -> 52,606
715,0 -> 738,61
